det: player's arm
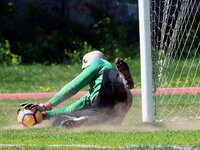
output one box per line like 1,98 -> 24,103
48,64 -> 100,107
19,64 -> 100,112
45,94 -> 91,117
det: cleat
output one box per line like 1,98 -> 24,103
61,116 -> 89,128
115,58 -> 134,89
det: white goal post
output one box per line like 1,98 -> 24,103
138,0 -> 154,122
139,0 -> 200,122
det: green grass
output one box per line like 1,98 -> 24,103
154,58 -> 200,88
0,59 -> 200,149
0,58 -> 199,93
154,94 -> 200,120
1,95 -> 200,149
0,59 -> 141,93
0,95 -> 141,129
1,129 -> 200,149
0,63 -> 82,93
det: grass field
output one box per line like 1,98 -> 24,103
0,58 -> 200,149
1,128 -> 200,149
1,95 -> 200,149
0,58 -> 199,93
0,60 -> 141,93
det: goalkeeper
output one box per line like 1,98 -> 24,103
20,51 -> 134,127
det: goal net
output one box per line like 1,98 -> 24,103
150,0 -> 200,121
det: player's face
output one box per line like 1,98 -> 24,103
81,51 -> 105,70
82,58 -> 87,70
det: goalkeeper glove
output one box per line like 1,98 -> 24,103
17,105 -> 47,120
18,102 -> 52,112
115,57 -> 134,89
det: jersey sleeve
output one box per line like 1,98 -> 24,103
48,64 -> 100,107
45,94 -> 91,117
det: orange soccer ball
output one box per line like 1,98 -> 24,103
17,108 -> 43,127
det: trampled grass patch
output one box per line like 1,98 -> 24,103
0,95 -> 141,129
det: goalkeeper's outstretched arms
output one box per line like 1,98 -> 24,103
18,51 -> 110,118
17,50 -> 134,128
19,63 -> 102,116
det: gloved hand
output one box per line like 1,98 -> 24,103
17,102 -> 52,113
115,57 -> 134,89
17,103 -> 48,121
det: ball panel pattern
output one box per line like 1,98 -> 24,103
23,114 -> 36,127
17,108 -> 43,127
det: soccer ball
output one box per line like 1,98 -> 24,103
17,108 -> 43,127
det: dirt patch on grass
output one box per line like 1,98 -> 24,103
3,120 -> 51,130
58,120 -> 200,133
4,120 -> 200,132
161,120 -> 200,131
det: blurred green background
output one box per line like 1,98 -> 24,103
0,0 -> 139,65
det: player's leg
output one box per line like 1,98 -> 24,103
50,106 -> 107,127
96,68 -> 132,124
115,58 -> 134,89
96,68 -> 131,105
51,114 -> 89,127
62,68 -> 132,126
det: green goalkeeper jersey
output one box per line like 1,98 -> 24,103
46,58 -> 114,117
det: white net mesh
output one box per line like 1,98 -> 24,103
151,0 -> 200,121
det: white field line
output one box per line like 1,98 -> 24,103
0,144 -> 195,149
